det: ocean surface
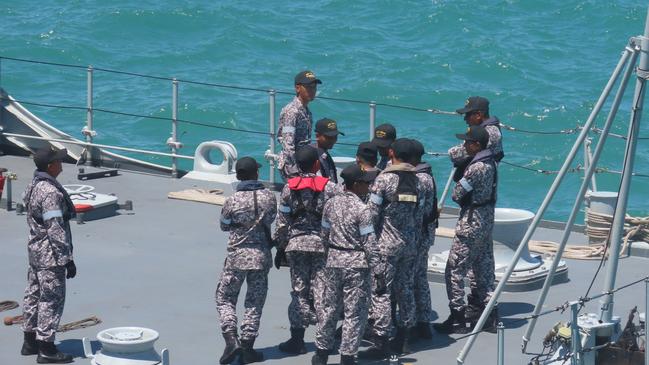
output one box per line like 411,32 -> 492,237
0,1 -> 647,221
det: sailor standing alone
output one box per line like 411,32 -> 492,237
21,147 -> 76,363
216,157 -> 277,364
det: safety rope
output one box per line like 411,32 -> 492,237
0,301 -> 19,312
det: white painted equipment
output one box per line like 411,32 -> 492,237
584,190 -> 618,244
83,327 -> 169,365
183,140 -> 239,183
64,184 -> 119,222
428,208 -> 568,291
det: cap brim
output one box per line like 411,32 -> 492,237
52,148 -> 68,160
371,138 -> 392,148
456,107 -> 472,114
322,130 -> 344,137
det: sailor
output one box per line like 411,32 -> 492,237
434,126 -> 498,335
277,70 -> 322,180
274,145 -> 337,355
371,123 -> 397,170
312,165 -> 378,365
215,156 -> 277,364
356,141 -> 380,178
449,96 -> 503,325
359,138 -> 420,359
313,117 -> 344,183
20,147 -> 76,363
408,139 -> 438,340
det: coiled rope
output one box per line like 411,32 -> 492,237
0,301 -> 19,312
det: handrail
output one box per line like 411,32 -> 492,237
0,132 -> 194,160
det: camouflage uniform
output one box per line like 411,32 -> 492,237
21,171 -> 75,342
215,181 -> 277,340
277,97 -> 313,179
367,164 -> 420,336
315,191 -> 378,355
414,163 -> 438,323
445,150 -> 497,311
448,117 -> 503,164
449,117 -> 502,306
275,174 -> 337,329
314,144 -> 337,183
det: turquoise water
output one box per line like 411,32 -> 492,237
0,1 -> 648,221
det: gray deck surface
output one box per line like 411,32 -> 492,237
1,155 -> 647,365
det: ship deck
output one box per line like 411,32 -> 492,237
1,154 -> 647,365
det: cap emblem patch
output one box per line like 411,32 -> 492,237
305,72 -> 315,79
327,121 -> 336,129
375,130 -> 386,138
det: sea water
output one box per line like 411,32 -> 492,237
0,1 -> 647,221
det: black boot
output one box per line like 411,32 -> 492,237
481,307 -> 500,334
219,331 -> 241,364
465,295 -> 483,324
390,327 -> 411,355
278,327 -> 306,354
357,335 -> 389,360
340,354 -> 357,365
311,348 -> 329,365
21,332 -> 38,356
414,322 -> 433,340
36,340 -> 73,364
432,308 -> 469,334
239,337 -> 263,364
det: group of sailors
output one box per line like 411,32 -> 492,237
214,70 -> 504,365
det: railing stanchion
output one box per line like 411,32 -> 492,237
170,78 -> 179,178
497,322 -> 505,365
84,66 -> 95,164
645,278 -> 648,365
269,89 -> 276,183
570,301 -> 583,365
369,102 -> 376,140
439,166 -> 455,211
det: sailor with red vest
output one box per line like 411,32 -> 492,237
434,126 -> 498,335
448,96 -> 503,328
359,138 -> 421,359
274,145 -> 337,355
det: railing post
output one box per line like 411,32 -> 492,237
570,301 -> 583,365
170,78 -> 179,178
269,89 -> 276,183
497,322 -> 505,365
439,166 -> 456,210
584,137 -> 597,191
369,102 -> 376,140
645,278 -> 648,365
82,65 -> 96,164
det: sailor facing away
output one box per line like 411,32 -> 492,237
312,165 -> 378,365
216,157 -> 277,364
21,147 -> 76,364
312,117 -> 344,184
408,139 -> 439,340
448,96 -> 503,325
355,141 -> 380,184
277,70 -> 322,180
360,138 -> 420,359
274,145 -> 337,355
371,123 -> 397,171
434,126 -> 498,335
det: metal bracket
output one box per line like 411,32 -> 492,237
118,200 -> 133,211
264,149 -> 279,162
637,68 -> 649,80
81,125 -> 97,137
166,137 -> 183,149
77,168 -> 119,181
